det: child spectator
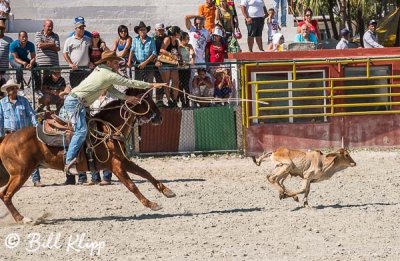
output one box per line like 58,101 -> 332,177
213,68 -> 232,101
37,69 -> 67,113
179,31 -> 195,108
266,8 -> 281,44
206,27 -> 226,63
192,68 -> 213,107
267,32 -> 285,51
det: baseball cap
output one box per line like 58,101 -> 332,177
74,16 -> 86,28
368,19 -> 377,26
92,31 -> 100,38
155,23 -> 165,30
340,28 -> 350,36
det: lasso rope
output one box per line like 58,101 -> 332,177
85,84 -> 266,163
162,85 -> 269,106
86,99 -> 150,163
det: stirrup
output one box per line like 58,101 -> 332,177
64,158 -> 78,175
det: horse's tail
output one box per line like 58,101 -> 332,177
252,151 -> 273,166
0,137 -> 10,187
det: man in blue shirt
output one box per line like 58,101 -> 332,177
294,24 -> 318,46
9,31 -> 40,88
0,79 -> 43,187
128,21 -> 157,83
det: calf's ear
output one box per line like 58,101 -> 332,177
324,153 -> 337,166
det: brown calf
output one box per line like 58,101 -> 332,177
253,147 -> 356,206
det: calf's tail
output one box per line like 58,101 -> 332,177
252,151 -> 273,166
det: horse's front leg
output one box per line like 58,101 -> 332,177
123,159 -> 176,198
110,158 -> 162,211
0,174 -> 32,223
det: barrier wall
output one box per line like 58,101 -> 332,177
137,106 -> 238,154
234,48 -> 400,155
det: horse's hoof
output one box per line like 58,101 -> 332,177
149,203 -> 163,211
293,196 -> 299,202
22,217 -> 33,224
163,188 -> 176,198
279,192 -> 285,200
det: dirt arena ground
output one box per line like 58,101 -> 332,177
0,149 -> 400,260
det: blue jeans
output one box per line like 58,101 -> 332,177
31,168 -> 41,183
10,59 -> 41,88
91,170 -> 112,182
274,0 -> 287,26
64,95 -> 87,165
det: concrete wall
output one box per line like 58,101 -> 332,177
7,0 -> 296,64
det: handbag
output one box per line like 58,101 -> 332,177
233,27 -> 242,39
157,54 -> 179,65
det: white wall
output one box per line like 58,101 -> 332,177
8,0 -> 296,63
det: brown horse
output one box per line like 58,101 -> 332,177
0,89 -> 176,224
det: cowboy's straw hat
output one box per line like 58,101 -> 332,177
94,50 -> 123,65
1,79 -> 20,93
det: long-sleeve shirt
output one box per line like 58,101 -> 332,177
70,64 -> 151,106
363,30 -> 384,48
0,95 -> 38,137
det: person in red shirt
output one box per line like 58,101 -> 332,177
198,0 -> 216,33
206,27 -> 226,63
296,8 -> 321,41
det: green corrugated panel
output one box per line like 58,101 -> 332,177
194,106 -> 237,151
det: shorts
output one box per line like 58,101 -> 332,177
246,17 -> 265,38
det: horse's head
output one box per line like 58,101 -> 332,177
125,88 -> 162,125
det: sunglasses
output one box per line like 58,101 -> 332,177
305,14 -> 312,17
93,36 -> 99,38
119,30 -> 127,33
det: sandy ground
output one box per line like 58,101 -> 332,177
0,149 -> 400,260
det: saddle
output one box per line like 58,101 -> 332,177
36,114 -> 95,174
37,114 -> 73,147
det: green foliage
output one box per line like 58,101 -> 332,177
292,0 -> 397,38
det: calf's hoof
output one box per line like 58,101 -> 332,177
20,217 -> 33,224
163,188 -> 176,198
149,202 -> 163,211
293,196 -> 299,202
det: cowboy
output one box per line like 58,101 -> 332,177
63,50 -> 166,173
0,79 -> 43,187
128,21 -> 157,83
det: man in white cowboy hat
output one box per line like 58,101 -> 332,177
0,79 -> 44,187
63,50 -> 167,173
128,21 -> 157,83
